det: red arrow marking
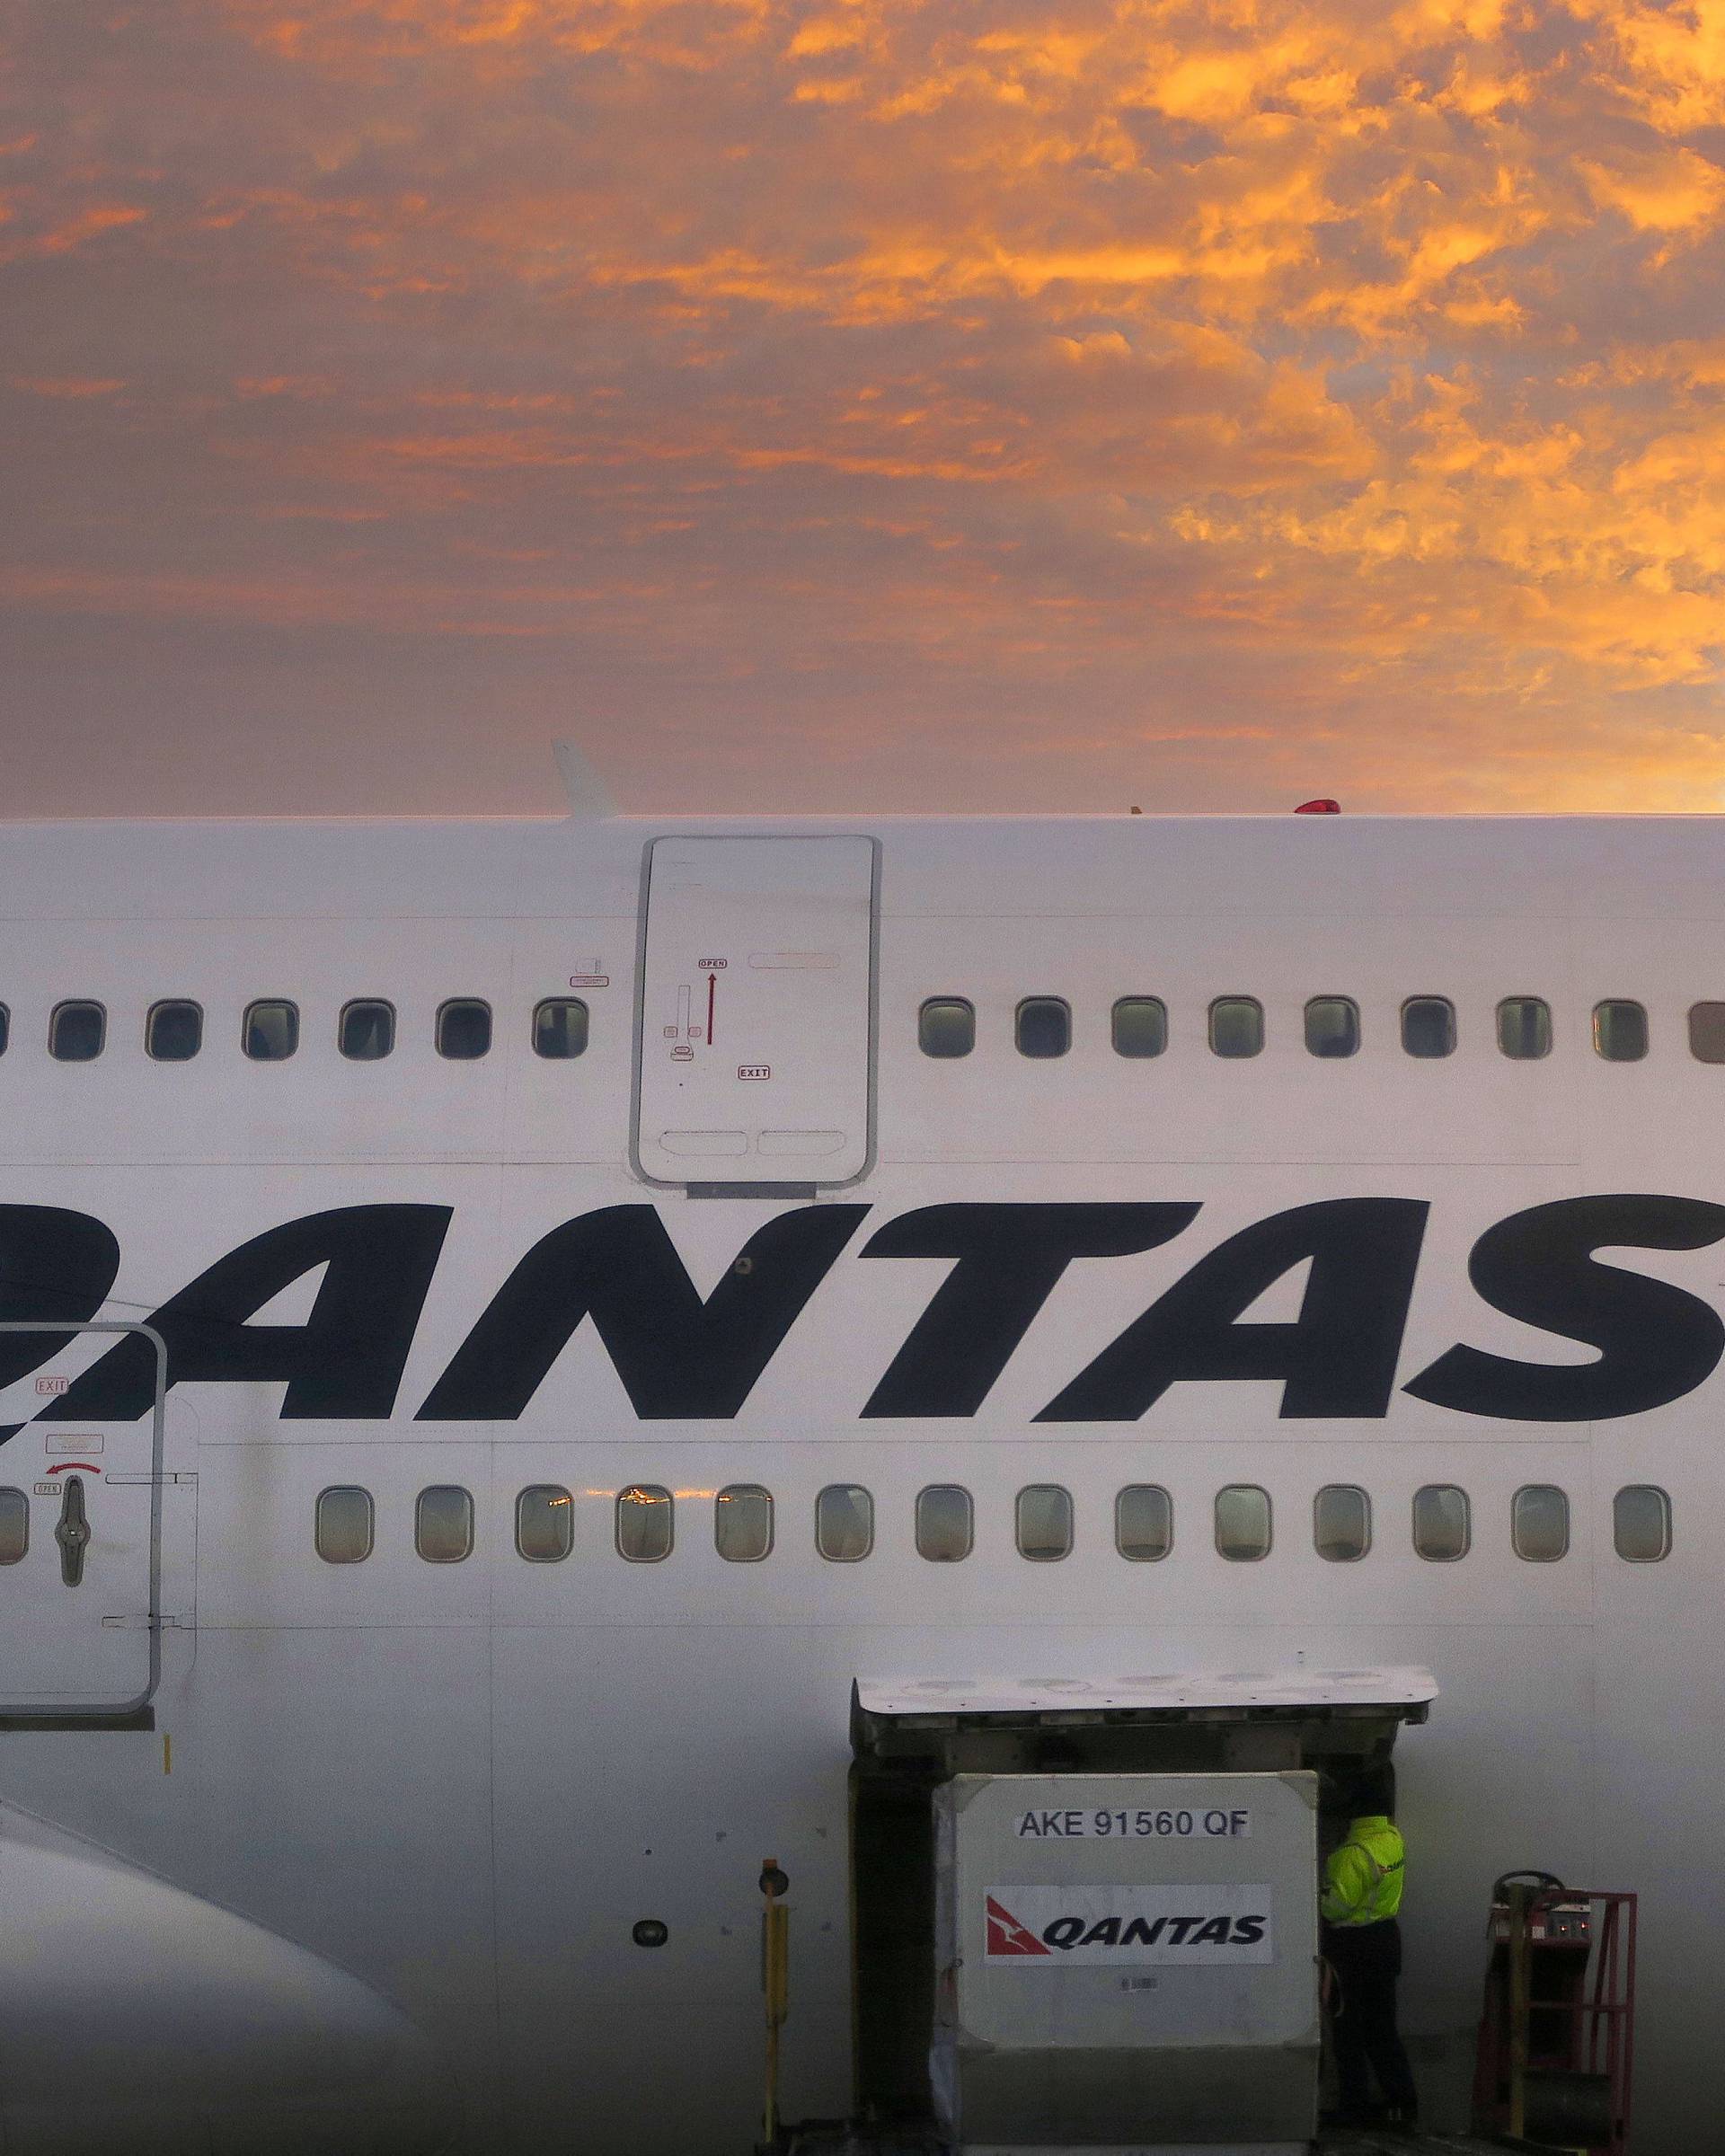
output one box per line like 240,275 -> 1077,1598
47,1462 -> 102,1476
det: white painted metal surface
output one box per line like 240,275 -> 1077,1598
0,1800 -> 447,2154
944,1772 -> 1317,2048
635,834 -> 875,1184
857,1670 -> 1438,1717
0,1323 -> 166,1717
933,1772 -> 1319,2146
0,810 -> 1712,2152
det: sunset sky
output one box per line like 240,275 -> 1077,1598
4,0 -> 1725,815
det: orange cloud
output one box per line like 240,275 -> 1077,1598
6,0 -> 1725,814
10,376 -> 125,398
1,202 -> 146,261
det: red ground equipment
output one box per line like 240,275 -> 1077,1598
1472,1872 -> 1636,2152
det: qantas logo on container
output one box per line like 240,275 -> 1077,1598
986,1896 -> 1053,1957
983,1886 -> 1274,1965
1,1191 -> 1722,1441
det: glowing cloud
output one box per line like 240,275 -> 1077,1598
2,0 -> 1724,812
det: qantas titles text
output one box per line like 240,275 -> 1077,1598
1,1193 -> 1721,1438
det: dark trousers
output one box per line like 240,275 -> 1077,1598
1324,1917 -> 1419,2120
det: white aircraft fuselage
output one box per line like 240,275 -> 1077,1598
0,810 -> 1712,2153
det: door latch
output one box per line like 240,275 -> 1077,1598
54,1474 -> 91,1587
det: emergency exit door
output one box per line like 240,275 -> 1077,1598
634,835 -> 878,1187
0,1321 -> 165,1719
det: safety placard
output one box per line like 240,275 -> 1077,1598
985,1885 -> 1272,1965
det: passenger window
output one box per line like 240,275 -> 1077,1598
1305,997 -> 1358,1058
1512,1484 -> 1569,1562
0,1004 -> 9,1056
1015,1484 -> 1073,1561
1209,998 -> 1263,1058
1688,1003 -> 1725,1063
1613,1484 -> 1670,1563
146,1001 -> 202,1062
0,1487 -> 28,1564
1111,997 -> 1167,1057
244,999 -> 298,1061
1497,997 -> 1551,1059
715,1483 -> 774,1563
314,1486 -> 373,1565
533,998 -> 588,1059
415,1484 -> 474,1564
1015,997 -> 1071,1059
916,1484 -> 973,1561
516,1484 -> 572,1563
437,999 -> 492,1060
49,1001 -> 105,1063
1314,1484 -> 1370,1561
340,1000 -> 394,1061
1413,1484 -> 1470,1561
816,1483 -> 873,1561
1215,1484 -> 1270,1560
1593,1000 -> 1647,1062
1115,1484 -> 1172,1560
615,1483 -> 673,1562
918,999 -> 975,1058
1402,997 -> 1455,1058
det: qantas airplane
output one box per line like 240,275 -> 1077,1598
0,784 -> 1713,2153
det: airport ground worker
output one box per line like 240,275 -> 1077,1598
1321,1764 -> 1420,2130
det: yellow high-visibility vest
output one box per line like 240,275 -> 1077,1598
1322,1815 -> 1405,1925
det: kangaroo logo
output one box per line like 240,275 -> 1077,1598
986,1895 -> 1051,1957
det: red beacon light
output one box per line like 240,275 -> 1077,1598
1294,798 -> 1340,815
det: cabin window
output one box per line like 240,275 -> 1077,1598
1209,998 -> 1263,1059
516,1485 -> 573,1563
1402,997 -> 1455,1058
916,1484 -> 973,1562
1015,1484 -> 1073,1561
1015,997 -> 1071,1059
49,1001 -> 105,1063
1314,1484 -> 1371,1561
1115,1484 -> 1172,1561
1593,1000 -> 1647,1062
715,1483 -> 774,1563
146,1000 -> 202,1062
534,998 -> 589,1059
816,1483 -> 873,1562
615,1484 -> 673,1563
1497,997 -> 1551,1060
0,1004 -> 9,1056
415,1484 -> 474,1564
0,1488 -> 28,1564
918,999 -> 975,1058
437,999 -> 492,1061
1412,1484 -> 1470,1561
244,999 -> 298,1062
1215,1484 -> 1271,1560
340,1000 -> 395,1061
1305,997 -> 1359,1059
1512,1484 -> 1569,1562
1687,1003 -> 1725,1063
314,1486 -> 374,1565
1111,997 -> 1167,1058
1613,1484 -> 1670,1563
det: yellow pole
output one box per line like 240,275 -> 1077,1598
1508,1883 -> 1530,2142
761,1859 -> 789,2149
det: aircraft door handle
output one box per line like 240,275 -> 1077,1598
54,1474 -> 91,1587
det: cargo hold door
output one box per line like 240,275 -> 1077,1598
634,835 -> 877,1188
